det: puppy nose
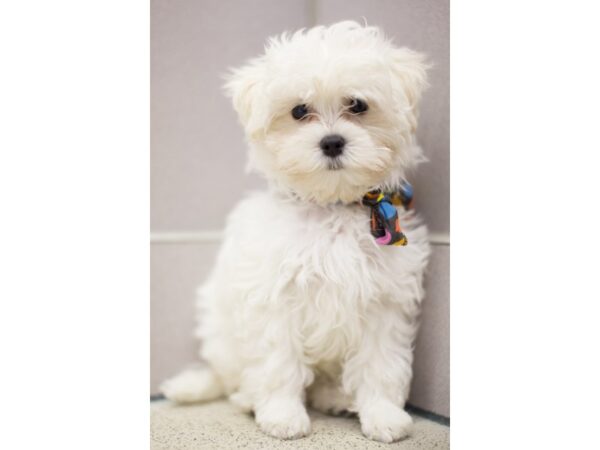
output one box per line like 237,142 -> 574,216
319,134 -> 346,158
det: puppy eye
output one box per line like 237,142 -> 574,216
291,104 -> 309,120
349,98 -> 368,114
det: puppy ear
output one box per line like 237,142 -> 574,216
223,60 -> 268,137
389,48 -> 429,114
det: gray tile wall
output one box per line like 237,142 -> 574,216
151,0 -> 309,230
151,0 -> 449,417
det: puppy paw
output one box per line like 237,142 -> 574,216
359,400 -> 413,443
255,397 -> 311,440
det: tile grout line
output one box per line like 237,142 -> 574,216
150,230 -> 450,246
307,0 -> 317,27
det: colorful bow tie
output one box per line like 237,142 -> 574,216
362,182 -> 413,246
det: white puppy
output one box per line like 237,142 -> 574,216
161,21 -> 430,443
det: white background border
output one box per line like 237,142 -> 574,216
0,1 -> 149,449
452,1 -> 600,448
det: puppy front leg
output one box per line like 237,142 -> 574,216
344,309 -> 416,443
249,337 -> 313,439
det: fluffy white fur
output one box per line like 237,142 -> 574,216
161,21 -> 430,443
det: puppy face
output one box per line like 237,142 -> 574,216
225,21 -> 428,204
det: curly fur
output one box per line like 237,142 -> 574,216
161,21 -> 430,443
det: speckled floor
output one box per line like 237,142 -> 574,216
151,399 -> 449,449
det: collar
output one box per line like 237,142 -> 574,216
362,181 -> 413,246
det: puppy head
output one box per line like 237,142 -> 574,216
225,21 -> 428,204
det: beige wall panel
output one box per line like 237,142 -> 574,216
150,242 -> 220,392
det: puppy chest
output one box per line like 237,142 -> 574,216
290,244 -> 394,362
